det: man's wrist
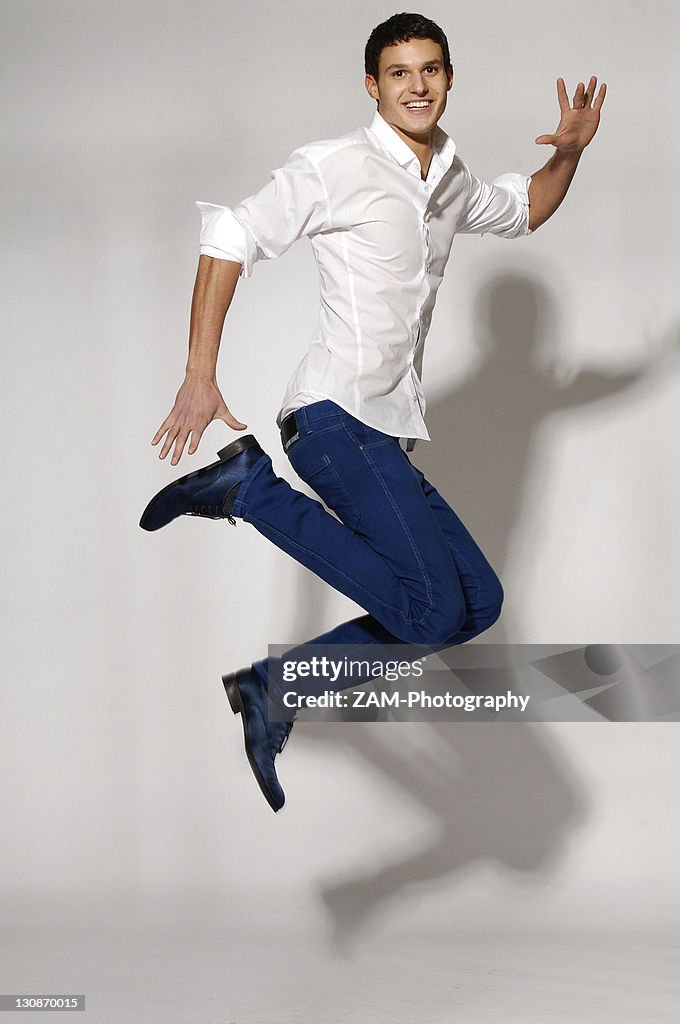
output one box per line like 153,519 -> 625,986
550,147 -> 584,168
184,365 -> 218,384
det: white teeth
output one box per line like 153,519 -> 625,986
406,101 -> 431,108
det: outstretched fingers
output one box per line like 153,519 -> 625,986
151,417 -> 171,449
571,79 -> 586,108
571,75 -> 607,111
593,80 -> 607,110
151,418 -> 183,462
556,76 -> 570,113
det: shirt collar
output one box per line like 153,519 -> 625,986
367,111 -> 457,183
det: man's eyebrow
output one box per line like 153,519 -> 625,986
383,58 -> 443,72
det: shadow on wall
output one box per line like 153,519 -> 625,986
282,271 -> 678,949
415,271 -> 676,588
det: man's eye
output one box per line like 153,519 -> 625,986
393,70 -> 405,77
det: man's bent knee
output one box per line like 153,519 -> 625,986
471,575 -> 504,633
404,599 -> 467,647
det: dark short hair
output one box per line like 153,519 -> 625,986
364,12 -> 452,79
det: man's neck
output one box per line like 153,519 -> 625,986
391,122 -> 436,180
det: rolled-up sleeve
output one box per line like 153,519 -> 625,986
459,165 -> 532,238
195,147 -> 331,279
196,202 -> 249,268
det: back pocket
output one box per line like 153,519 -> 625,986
289,446 -> 361,530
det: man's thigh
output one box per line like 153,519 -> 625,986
404,454 -> 503,612
285,408 -> 461,605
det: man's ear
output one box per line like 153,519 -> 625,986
447,65 -> 455,91
365,74 -> 379,103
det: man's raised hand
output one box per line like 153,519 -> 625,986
535,76 -> 607,155
151,376 -> 247,466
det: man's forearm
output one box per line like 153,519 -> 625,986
527,149 -> 583,231
185,255 -> 242,380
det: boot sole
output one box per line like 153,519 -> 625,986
139,434 -> 261,531
222,672 -> 283,813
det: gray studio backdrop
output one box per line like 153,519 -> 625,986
2,0 -> 679,944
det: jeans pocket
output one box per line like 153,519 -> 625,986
288,443 -> 361,531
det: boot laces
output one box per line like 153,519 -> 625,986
185,503 -> 236,525
276,720 -> 294,754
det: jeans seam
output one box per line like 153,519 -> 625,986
355,437 -> 434,622
318,454 -> 361,530
409,461 -> 495,621
283,421 -> 345,456
341,416 -> 394,450
295,450 -> 361,530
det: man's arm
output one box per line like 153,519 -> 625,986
150,147 -> 332,466
151,255 -> 246,466
528,76 -> 606,231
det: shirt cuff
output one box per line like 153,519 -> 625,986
195,201 -> 253,277
490,172 -> 533,236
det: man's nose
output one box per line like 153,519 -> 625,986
409,74 -> 428,95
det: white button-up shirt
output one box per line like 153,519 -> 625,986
196,111 -> 531,441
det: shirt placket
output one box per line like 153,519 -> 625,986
405,181 -> 433,450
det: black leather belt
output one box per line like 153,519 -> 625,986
280,410 -> 300,450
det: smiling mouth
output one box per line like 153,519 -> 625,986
404,100 -> 434,111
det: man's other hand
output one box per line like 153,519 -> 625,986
535,76 -> 607,155
151,375 -> 247,466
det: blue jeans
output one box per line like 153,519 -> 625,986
231,400 -> 503,699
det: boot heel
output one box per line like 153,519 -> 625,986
217,435 -> 260,462
222,674 -> 241,715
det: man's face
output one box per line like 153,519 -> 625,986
365,37 -> 454,143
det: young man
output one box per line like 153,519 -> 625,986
140,14 -> 606,811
